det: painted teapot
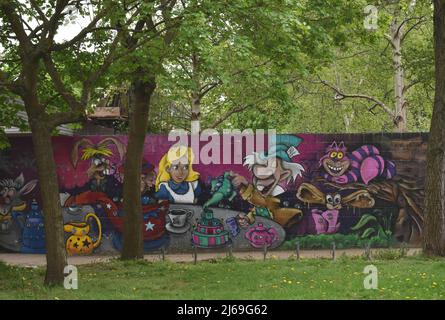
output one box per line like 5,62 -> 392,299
21,200 -> 46,253
64,213 -> 102,255
245,223 -> 279,248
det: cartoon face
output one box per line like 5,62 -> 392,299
296,183 -> 375,211
141,172 -> 156,192
325,193 -> 342,210
0,174 -> 37,217
88,156 -> 115,181
321,141 -> 350,177
167,155 -> 189,184
251,158 -> 291,196
0,187 -> 16,205
0,186 -> 21,217
210,179 -> 220,193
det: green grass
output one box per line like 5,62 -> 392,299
1,254 -> 445,300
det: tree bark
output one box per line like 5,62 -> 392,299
28,119 -> 67,284
389,11 -> 407,133
121,77 -> 156,260
21,55 -> 67,285
191,53 -> 201,133
423,0 -> 445,256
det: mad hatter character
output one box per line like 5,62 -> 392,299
155,146 -> 201,204
231,134 -> 305,228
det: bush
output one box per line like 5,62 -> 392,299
282,233 -> 395,250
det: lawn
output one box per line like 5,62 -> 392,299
1,252 -> 445,300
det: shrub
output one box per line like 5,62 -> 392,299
283,233 -> 395,250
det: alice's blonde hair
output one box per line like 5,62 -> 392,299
155,146 -> 200,191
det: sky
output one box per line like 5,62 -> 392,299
0,4 -> 93,54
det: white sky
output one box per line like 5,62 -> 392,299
0,4 -> 93,54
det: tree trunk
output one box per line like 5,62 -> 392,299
28,120 -> 67,285
191,93 -> 201,133
390,16 -> 407,132
423,0 -> 445,256
121,77 -> 156,260
191,53 -> 201,133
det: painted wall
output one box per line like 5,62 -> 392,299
0,133 -> 427,254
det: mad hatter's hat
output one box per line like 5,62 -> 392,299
258,134 -> 302,162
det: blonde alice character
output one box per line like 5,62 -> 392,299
155,146 -> 201,204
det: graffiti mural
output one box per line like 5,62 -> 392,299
0,133 -> 428,254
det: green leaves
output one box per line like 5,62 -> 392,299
146,0 -> 370,132
361,227 -> 377,239
350,210 -> 395,242
350,214 -> 378,231
0,0 -> 433,134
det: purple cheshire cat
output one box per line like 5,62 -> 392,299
319,141 -> 396,185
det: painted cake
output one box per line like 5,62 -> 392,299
192,209 -> 230,247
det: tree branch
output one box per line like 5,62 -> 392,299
176,58 -> 193,79
397,16 -> 425,38
50,3 -> 115,51
199,81 -> 221,99
401,18 -> 427,43
43,0 -> 70,42
42,53 -> 81,110
317,78 -> 396,119
80,30 -> 124,106
160,0 -> 178,45
207,96 -> 269,129
29,0 -> 49,23
403,79 -> 421,93
0,2 -> 33,52
0,69 -> 22,95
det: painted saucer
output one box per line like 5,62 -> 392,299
166,222 -> 191,234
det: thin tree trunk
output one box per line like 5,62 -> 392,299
423,0 -> 445,256
28,120 -> 67,284
390,16 -> 407,132
121,77 -> 156,260
191,94 -> 201,133
191,53 -> 201,133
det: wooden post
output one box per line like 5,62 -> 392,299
401,241 -> 409,256
295,241 -> 300,261
161,247 -> 165,261
228,244 -> 233,258
365,242 -> 372,260
263,243 -> 268,261
193,245 -> 197,265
